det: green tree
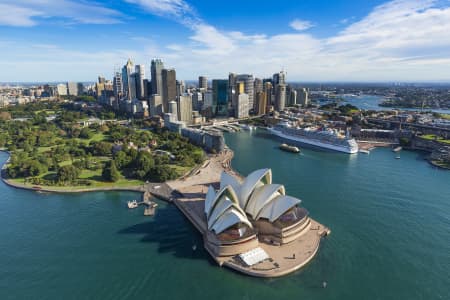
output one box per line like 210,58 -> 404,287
92,141 -> 113,156
79,127 -> 93,139
114,150 -> 129,169
102,160 -> 120,182
57,165 -> 80,183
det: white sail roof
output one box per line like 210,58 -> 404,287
204,185 -> 240,218
211,207 -> 253,234
204,185 -> 217,218
245,184 -> 285,218
207,197 -> 246,229
256,195 -> 301,222
220,172 -> 241,195
239,168 -> 272,209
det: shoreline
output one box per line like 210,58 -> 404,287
0,150 -> 175,200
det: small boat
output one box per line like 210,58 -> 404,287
241,124 -> 256,131
393,146 -> 402,152
359,149 -> 370,154
279,143 -> 300,153
127,200 -> 138,209
395,156 -> 401,159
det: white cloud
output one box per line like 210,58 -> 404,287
0,0 -> 123,26
2,0 -> 450,81
289,19 -> 315,31
125,0 -> 200,26
0,4 -> 42,27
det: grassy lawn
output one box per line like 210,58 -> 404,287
76,132 -> 109,145
168,164 -> 195,177
438,114 -> 450,120
421,134 -> 450,144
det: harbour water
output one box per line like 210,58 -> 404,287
1,130 -> 450,299
323,94 -> 450,114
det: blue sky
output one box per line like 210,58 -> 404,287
1,0 -> 450,82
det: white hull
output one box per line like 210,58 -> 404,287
268,128 -> 358,154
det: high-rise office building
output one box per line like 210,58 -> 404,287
255,91 -> 267,115
192,92 -> 203,111
122,59 -> 134,100
98,76 -> 106,84
254,78 -> 263,94
169,100 -> 178,120
113,72 -> 123,100
161,68 -> 177,113
236,93 -> 249,119
143,79 -> 150,100
289,89 -> 297,106
199,76 -> 208,90
212,79 -> 229,116
275,84 -> 287,111
228,73 -> 237,109
263,81 -> 273,106
135,65 -> 146,100
179,94 -> 193,124
176,80 -> 185,98
151,59 -> 164,96
273,71 -> 286,86
149,94 -> 163,116
67,82 -> 78,96
57,84 -> 67,96
203,91 -> 213,109
236,74 -> 255,112
298,88 -> 309,107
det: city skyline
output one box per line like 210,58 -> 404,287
1,0 -> 450,82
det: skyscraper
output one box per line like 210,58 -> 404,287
176,80 -> 185,98
57,84 -> 67,96
212,79 -> 229,116
228,73 -> 237,109
161,68 -> 177,113
275,84 -> 287,111
192,92 -> 203,111
273,71 -> 286,86
67,82 -> 78,96
236,93 -> 249,119
179,94 -> 193,124
254,78 -> 263,94
122,59 -> 134,100
255,91 -> 267,115
236,74 -> 255,112
151,59 -> 164,96
135,64 -> 146,100
169,100 -> 178,120
149,94 -> 163,116
199,76 -> 208,90
263,81 -> 273,106
298,88 -> 309,107
289,89 -> 297,106
113,72 -> 123,101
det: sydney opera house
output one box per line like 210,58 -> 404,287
204,168 -> 317,262
173,163 -> 329,277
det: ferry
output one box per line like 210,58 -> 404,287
279,143 -> 300,153
393,146 -> 402,152
268,121 -> 359,154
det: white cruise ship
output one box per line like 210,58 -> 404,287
267,122 -> 359,154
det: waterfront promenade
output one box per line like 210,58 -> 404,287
167,150 -> 330,277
